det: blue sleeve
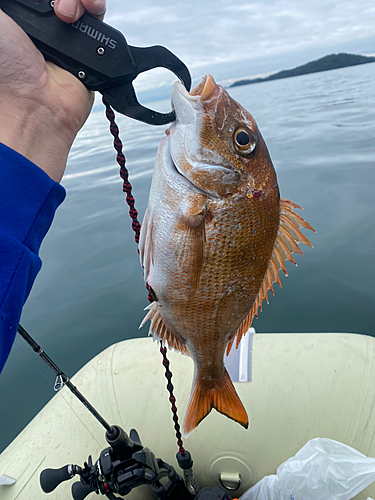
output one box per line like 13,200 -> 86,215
0,143 -> 66,373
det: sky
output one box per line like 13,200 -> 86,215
101,0 -> 375,101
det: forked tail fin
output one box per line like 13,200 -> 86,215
183,368 -> 249,437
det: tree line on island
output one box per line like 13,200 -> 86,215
230,53 -> 375,88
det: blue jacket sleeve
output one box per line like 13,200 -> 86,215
0,143 -> 66,373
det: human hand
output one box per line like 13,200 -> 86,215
0,0 -> 106,182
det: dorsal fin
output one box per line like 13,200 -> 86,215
226,198 -> 315,355
139,301 -> 190,355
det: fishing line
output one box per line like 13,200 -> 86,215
13,334 -> 55,387
55,390 -> 103,449
17,325 -> 115,435
14,331 -> 103,449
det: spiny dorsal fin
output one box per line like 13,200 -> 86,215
139,301 -> 189,355
226,198 -> 315,355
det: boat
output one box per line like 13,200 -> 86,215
1,331 -> 375,499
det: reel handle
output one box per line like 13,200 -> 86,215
40,465 -> 74,493
71,481 -> 95,500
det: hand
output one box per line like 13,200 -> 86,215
0,0 -> 106,182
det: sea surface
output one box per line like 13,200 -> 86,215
1,63 -> 374,453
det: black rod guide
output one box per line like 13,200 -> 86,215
17,324 -> 115,434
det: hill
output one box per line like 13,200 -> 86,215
229,53 -> 375,88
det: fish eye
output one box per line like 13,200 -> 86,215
233,127 -> 257,156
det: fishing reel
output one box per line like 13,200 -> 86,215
40,425 -> 192,499
40,425 -> 231,500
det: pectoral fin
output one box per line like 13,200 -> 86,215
169,217 -> 205,289
139,208 -> 154,281
168,197 -> 207,289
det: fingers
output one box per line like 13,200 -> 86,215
54,0 -> 106,23
81,0 -> 106,21
54,0 -> 85,22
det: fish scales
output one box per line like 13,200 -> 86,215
139,74 -> 314,436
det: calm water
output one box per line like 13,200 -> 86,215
1,64 -> 374,452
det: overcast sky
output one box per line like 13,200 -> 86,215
102,0 -> 375,99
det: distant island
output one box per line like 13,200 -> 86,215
230,53 -> 375,88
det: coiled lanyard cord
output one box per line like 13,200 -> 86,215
102,97 -> 186,456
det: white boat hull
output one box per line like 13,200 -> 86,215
1,333 -> 375,499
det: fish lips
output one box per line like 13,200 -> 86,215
171,81 -> 201,124
171,74 -> 220,124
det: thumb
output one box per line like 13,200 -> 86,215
54,0 -> 85,23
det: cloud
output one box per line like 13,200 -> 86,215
106,6 -> 181,26
102,0 -> 375,98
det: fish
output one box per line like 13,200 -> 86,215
139,74 -> 315,436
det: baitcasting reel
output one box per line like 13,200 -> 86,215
39,425 -> 231,500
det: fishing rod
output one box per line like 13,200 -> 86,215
17,324 -> 114,434
17,325 -> 231,500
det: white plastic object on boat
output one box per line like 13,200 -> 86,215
225,327 -> 255,382
0,476 -> 16,486
240,438 -> 375,500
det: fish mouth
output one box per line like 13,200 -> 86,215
171,74 -> 221,113
168,74 -> 225,198
189,74 -> 220,101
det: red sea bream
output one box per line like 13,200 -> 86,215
139,74 -> 315,436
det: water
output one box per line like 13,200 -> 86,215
1,63 -> 374,453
